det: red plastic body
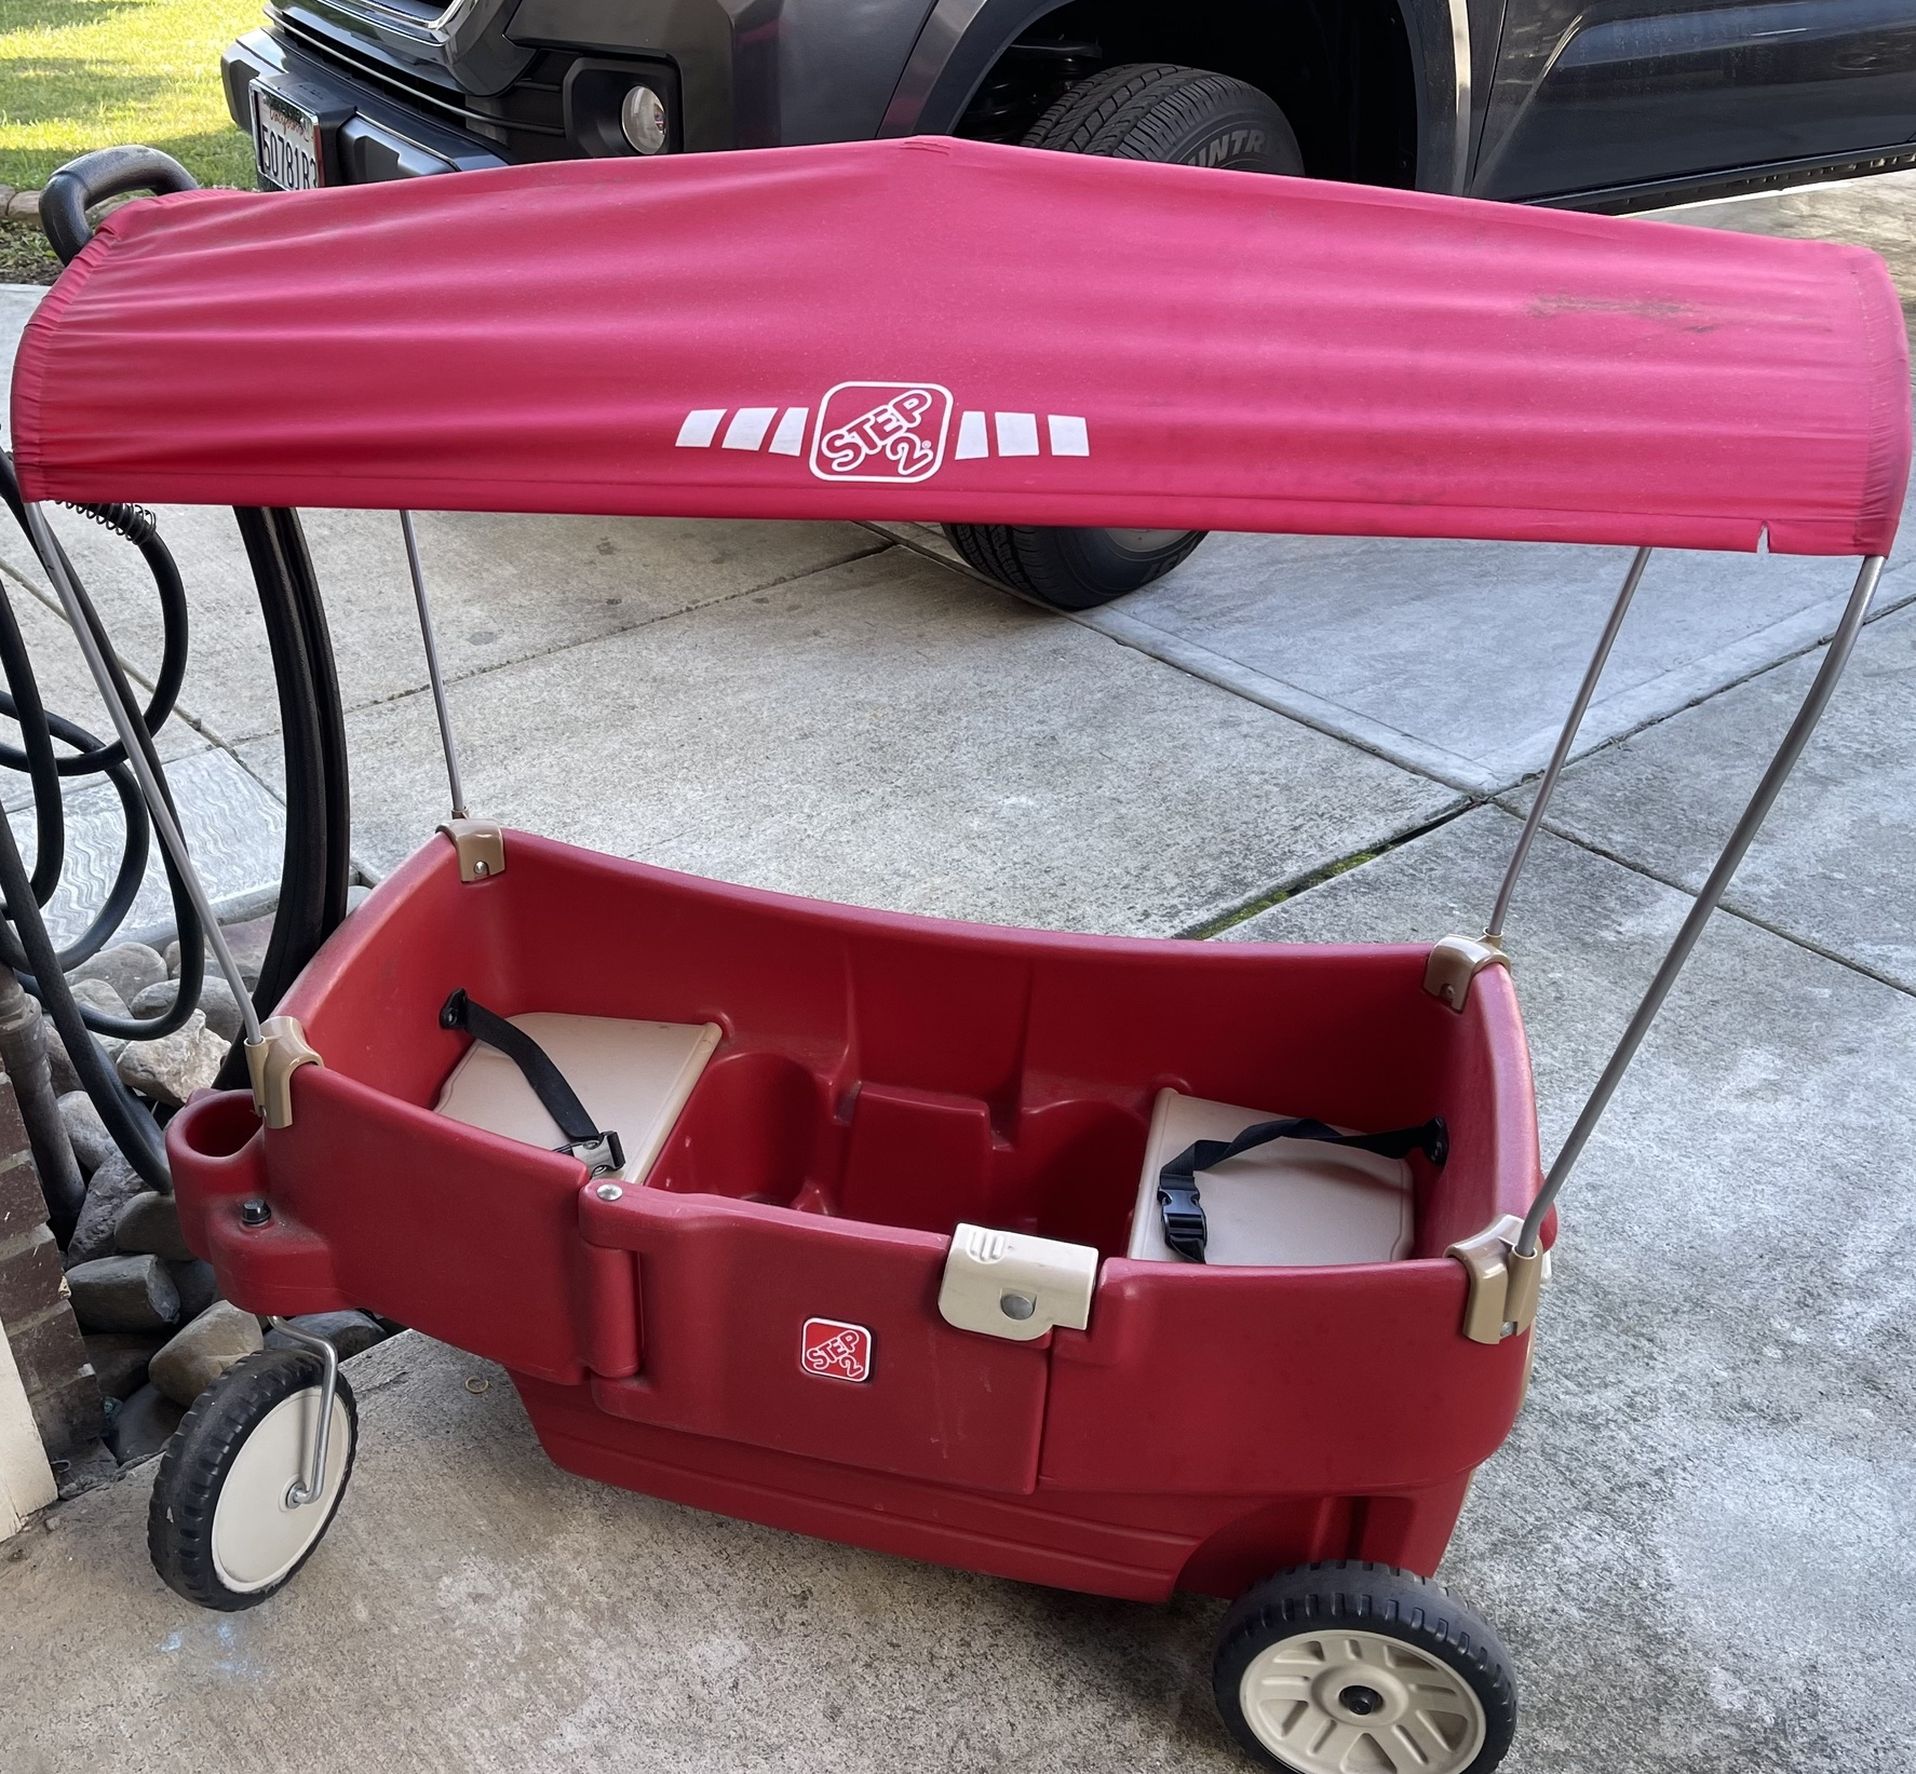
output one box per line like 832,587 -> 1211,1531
169,832 -> 1545,1601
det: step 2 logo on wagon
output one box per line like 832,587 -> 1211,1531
814,382 -> 952,483
800,1316 -> 873,1383
673,383 -> 1092,484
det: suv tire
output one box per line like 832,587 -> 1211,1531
946,64 -> 1304,611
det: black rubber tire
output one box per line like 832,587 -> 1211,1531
945,64 -> 1304,611
1213,1561 -> 1518,1774
147,1348 -> 358,1611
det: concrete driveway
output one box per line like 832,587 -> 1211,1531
2,175 -> 1914,1774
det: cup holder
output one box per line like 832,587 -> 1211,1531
650,1051 -> 821,1207
169,1089 -> 264,1168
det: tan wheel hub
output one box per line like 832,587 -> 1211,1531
1240,1628 -> 1486,1774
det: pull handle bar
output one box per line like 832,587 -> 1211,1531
39,146 -> 198,266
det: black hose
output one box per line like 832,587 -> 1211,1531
1,140 -> 353,1196
208,508 -> 352,1093
0,453 -> 207,1035
0,775 -> 170,1188
0,477 -> 351,1165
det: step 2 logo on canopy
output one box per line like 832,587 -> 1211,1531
800,1316 -> 873,1383
811,382 -> 953,483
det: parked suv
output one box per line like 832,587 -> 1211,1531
224,2 -> 1916,607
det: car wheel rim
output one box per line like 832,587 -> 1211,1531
1238,1627 -> 1486,1774
209,1388 -> 352,1592
1103,528 -> 1187,552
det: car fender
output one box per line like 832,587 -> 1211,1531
877,0 -> 1482,193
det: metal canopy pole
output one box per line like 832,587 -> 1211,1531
399,510 -> 469,821
1517,553 -> 1887,1257
21,503 -> 263,1051
1487,547 -> 1652,942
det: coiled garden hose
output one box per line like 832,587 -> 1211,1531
0,148 -> 353,1199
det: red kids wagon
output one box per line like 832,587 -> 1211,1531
10,136 -> 1907,1774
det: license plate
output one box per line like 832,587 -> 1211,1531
251,86 -> 325,191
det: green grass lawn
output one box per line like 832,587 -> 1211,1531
0,0 -> 260,281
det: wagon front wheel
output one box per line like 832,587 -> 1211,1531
1213,1561 -> 1516,1774
148,1348 -> 358,1610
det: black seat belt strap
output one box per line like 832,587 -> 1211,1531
439,989 -> 625,1177
1157,1115 -> 1447,1263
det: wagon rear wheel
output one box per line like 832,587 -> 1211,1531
148,1348 -> 358,1610
1213,1561 -> 1516,1774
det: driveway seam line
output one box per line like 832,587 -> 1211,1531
1532,814 -> 1916,1001
218,538 -> 901,743
1179,801 -> 1474,939
1476,573 -> 1916,801
1190,798 -> 1914,1003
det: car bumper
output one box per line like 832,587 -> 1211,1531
222,29 -> 508,183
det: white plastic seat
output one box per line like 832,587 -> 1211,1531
1129,1088 -> 1415,1267
434,1012 -> 721,1183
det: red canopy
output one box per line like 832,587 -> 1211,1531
11,138 -> 1908,556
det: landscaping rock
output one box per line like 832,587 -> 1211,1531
65,980 -> 129,1059
221,911 -> 274,984
149,1302 -> 263,1407
128,977 -> 244,1045
56,1090 -> 114,1175
68,943 -> 166,1006
168,1258 -> 219,1321
83,1332 -> 161,1402
114,1191 -> 194,1262
267,1309 -> 385,1361
62,1154 -> 154,1267
197,979 -> 244,1044
66,1253 -> 180,1333
106,1383 -> 184,1464
166,912 -> 270,991
115,1011 -> 227,1108
44,1025 -> 82,1096
67,977 -> 128,1020
126,978 -> 183,1023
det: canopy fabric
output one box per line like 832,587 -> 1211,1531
11,137 -> 1909,556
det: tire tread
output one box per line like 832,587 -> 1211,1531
147,1347 -> 357,1611
1213,1560 -> 1518,1774
944,63 -> 1297,608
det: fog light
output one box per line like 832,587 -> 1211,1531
620,84 -> 669,155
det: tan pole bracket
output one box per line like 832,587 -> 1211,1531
1448,1214 -> 1545,1344
438,819 -> 505,883
246,1015 -> 322,1130
1423,933 -> 1508,1012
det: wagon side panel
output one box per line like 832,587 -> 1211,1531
1040,1259 -> 1532,1584
583,1189 -> 1052,1494
173,1069 -> 604,1386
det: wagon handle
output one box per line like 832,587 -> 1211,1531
38,146 -> 199,267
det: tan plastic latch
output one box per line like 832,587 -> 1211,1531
1448,1213 -> 1545,1345
1423,933 -> 1509,1012
439,818 -> 505,882
245,1015 -> 323,1131
938,1223 -> 1098,1343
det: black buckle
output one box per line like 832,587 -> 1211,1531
560,1131 -> 625,1178
1157,1180 -> 1208,1263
